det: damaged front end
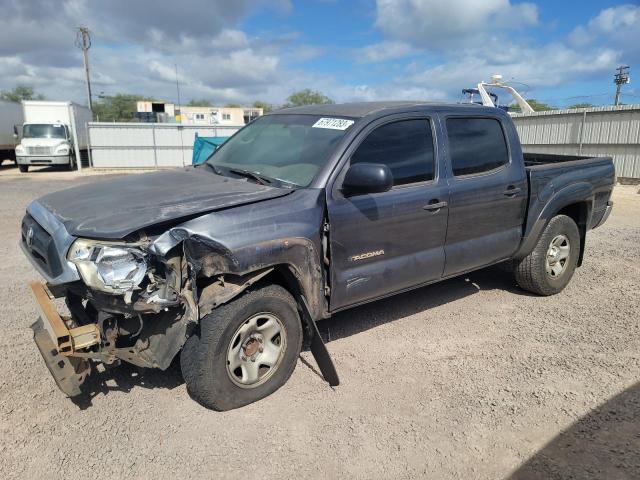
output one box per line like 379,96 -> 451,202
24,185 -> 337,399
28,229 -> 280,398
28,232 -> 196,396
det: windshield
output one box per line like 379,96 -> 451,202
23,124 -> 67,139
206,114 -> 354,187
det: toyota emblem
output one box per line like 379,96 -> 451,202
26,226 -> 34,247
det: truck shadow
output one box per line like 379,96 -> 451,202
71,265 -> 526,409
71,359 -> 184,410
508,381 -> 640,479
316,264 -> 532,344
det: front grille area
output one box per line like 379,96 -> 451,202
26,146 -> 54,155
21,213 -> 63,278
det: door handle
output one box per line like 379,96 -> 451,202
423,200 -> 448,211
503,186 -> 521,196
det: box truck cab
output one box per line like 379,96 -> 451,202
15,101 -> 91,173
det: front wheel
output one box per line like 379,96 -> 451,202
180,284 -> 302,411
18,164 -> 28,173
514,214 -> 580,296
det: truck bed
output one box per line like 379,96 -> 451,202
524,152 -> 600,168
519,152 -> 615,257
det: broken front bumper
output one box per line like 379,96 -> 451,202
29,281 -> 100,397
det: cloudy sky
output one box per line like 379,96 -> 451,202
1,0 -> 638,107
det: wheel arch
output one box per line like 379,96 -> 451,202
556,202 -> 590,266
516,182 -> 594,265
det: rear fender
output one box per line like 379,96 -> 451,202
515,182 -> 593,261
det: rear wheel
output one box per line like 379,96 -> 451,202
514,214 -> 580,296
18,165 -> 28,173
181,284 -> 302,411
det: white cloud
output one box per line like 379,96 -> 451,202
375,0 -> 538,49
0,1 -> 637,108
569,5 -> 640,61
402,44 -> 619,96
355,41 -> 415,63
359,0 -> 629,105
0,0 -> 303,105
587,4 -> 640,33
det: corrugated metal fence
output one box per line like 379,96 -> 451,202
88,123 -> 240,168
512,104 -> 640,179
88,108 -> 640,178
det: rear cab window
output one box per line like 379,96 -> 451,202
446,117 -> 509,176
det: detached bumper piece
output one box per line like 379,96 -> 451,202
29,281 -> 100,397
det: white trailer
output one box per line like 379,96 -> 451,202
0,100 -> 24,165
15,101 -> 92,172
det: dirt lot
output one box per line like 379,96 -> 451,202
1,165 -> 639,479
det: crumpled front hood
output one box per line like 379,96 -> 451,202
34,168 -> 293,239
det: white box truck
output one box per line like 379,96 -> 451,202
0,100 -> 24,166
15,101 -> 92,172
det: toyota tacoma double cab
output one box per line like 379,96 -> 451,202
21,102 -> 615,410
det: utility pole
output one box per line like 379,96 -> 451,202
175,64 -> 182,123
175,64 -> 185,165
75,26 -> 93,113
614,65 -> 630,106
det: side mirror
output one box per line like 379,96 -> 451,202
13,125 -> 18,139
342,162 -> 393,195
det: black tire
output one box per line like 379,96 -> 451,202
181,284 -> 302,411
18,165 -> 28,173
514,214 -> 580,296
67,155 -> 77,171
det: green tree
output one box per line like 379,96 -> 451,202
509,98 -> 555,113
224,103 -> 242,108
0,85 -> 45,102
93,93 -> 155,122
567,103 -> 595,109
284,89 -> 334,107
252,100 -> 273,113
188,99 -> 213,107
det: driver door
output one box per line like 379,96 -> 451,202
326,116 -> 449,310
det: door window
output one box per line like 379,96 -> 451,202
446,118 -> 509,176
351,119 -> 435,186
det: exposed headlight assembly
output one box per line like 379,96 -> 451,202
68,239 -> 147,294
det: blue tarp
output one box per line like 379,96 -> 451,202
192,134 -> 228,165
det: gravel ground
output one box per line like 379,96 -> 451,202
1,165 -> 639,479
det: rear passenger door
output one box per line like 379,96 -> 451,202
443,116 -> 527,276
327,116 -> 449,310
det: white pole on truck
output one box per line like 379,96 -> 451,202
477,74 -> 535,114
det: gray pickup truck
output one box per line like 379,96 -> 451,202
21,102 -> 614,410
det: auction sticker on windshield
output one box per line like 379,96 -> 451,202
312,118 -> 354,130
